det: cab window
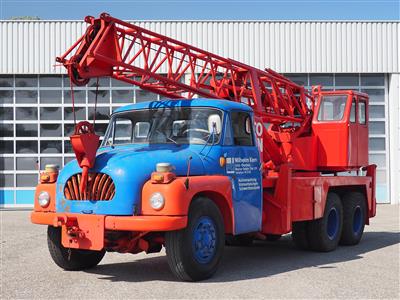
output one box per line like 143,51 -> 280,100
231,112 -> 254,146
318,95 -> 348,121
350,99 -> 356,123
359,101 -> 366,125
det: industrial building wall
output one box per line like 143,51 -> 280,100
0,20 -> 399,205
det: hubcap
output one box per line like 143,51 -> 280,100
192,216 -> 217,264
353,206 -> 363,235
327,207 -> 339,240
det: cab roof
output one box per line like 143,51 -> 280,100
113,98 -> 253,114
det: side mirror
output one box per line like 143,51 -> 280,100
134,122 -> 150,138
208,114 -> 222,134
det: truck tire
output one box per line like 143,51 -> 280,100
225,234 -> 253,246
307,192 -> 343,252
340,192 -> 367,246
291,221 -> 310,250
47,226 -> 105,271
165,197 -> 225,281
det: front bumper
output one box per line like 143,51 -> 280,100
31,211 -> 187,231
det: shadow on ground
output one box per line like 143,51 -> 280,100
85,231 -> 399,282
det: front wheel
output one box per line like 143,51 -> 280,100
165,197 -> 225,281
47,226 -> 105,271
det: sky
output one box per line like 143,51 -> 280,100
0,0 -> 399,20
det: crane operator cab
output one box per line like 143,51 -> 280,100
312,90 -> 369,171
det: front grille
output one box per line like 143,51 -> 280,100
64,172 -> 115,201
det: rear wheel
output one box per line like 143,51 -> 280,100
340,192 -> 367,245
47,226 -> 105,271
165,197 -> 225,281
307,192 -> 343,252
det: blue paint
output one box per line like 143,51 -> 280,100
192,216 -> 217,264
16,190 -> 35,204
0,190 -> 15,205
353,205 -> 363,235
327,207 -> 339,240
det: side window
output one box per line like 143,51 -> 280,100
113,117 -> 133,144
223,115 -> 234,145
359,101 -> 366,125
350,99 -> 356,123
231,112 -> 254,146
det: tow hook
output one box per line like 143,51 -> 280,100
67,226 -> 86,239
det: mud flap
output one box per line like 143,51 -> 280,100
58,215 -> 105,251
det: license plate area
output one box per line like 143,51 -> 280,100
61,214 -> 105,250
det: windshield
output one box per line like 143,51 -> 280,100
317,95 -> 348,121
101,107 -> 223,146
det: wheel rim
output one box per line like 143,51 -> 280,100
353,205 -> 363,235
192,216 -> 217,264
327,207 -> 339,240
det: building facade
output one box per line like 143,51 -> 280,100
0,20 -> 399,206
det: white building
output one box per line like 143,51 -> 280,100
0,20 -> 399,206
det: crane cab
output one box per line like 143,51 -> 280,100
312,90 -> 369,171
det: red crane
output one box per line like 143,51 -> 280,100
57,13 -> 315,171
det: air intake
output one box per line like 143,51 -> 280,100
64,172 -> 115,201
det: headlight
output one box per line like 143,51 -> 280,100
38,191 -> 50,208
149,192 -> 165,210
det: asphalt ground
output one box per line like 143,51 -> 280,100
1,205 -> 399,299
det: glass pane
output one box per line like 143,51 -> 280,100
40,141 -> 62,153
0,90 -> 13,103
88,77 -> 110,88
64,90 -> 86,104
17,157 -> 38,170
40,157 -> 62,170
95,123 -> 108,136
63,76 -> 87,88
16,141 -> 38,153
64,156 -> 75,165
88,89 -> 110,103
15,75 -> 37,87
15,90 -> 38,104
16,107 -> 38,120
0,141 -> 14,154
0,75 -> 13,87
0,157 -> 14,170
0,174 -> 14,187
350,101 -> 356,123
88,106 -> 110,120
369,106 -> 385,119
376,169 -> 386,184
310,74 -> 333,86
112,90 -> 134,103
361,74 -> 384,86
64,107 -> 86,120
16,174 -> 38,187
136,90 -> 158,102
0,124 -> 13,137
285,74 -> 307,86
361,89 -> 384,103
111,78 -> 132,87
16,124 -> 37,137
369,154 -> 386,167
369,121 -> 385,134
40,124 -> 62,137
335,74 -> 359,86
39,75 -> 62,87
64,140 -> 73,153
40,90 -> 62,104
359,102 -> 366,124
369,138 -> 385,151
0,107 -> 13,120
40,107 -> 62,120
64,124 -> 75,136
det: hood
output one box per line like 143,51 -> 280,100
56,144 -> 206,215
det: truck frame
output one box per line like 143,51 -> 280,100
31,13 -> 376,281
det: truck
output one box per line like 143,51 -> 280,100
31,13 -> 376,281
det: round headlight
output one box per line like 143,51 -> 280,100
38,191 -> 50,208
149,192 -> 165,210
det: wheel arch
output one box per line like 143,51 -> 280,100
193,190 -> 234,234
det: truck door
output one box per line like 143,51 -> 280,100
357,97 -> 369,165
223,111 -> 263,234
348,97 -> 358,166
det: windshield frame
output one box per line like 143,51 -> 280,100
101,107 -> 225,147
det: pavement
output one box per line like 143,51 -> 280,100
1,205 -> 399,299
